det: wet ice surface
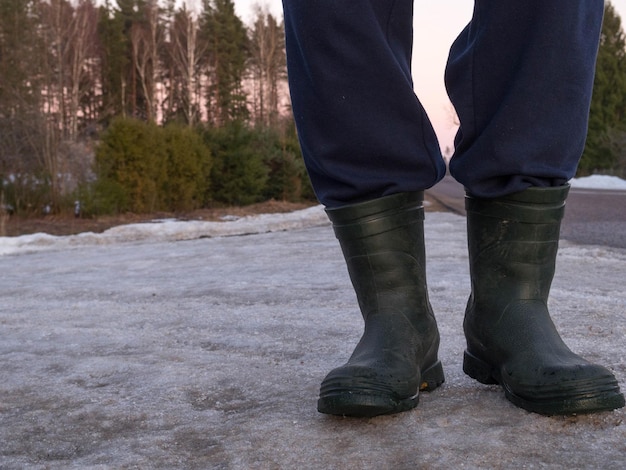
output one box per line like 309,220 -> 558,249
1,208 -> 625,469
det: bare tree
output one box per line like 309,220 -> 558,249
66,0 -> 99,139
38,0 -> 98,139
31,0 -> 100,209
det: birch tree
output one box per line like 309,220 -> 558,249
164,4 -> 205,126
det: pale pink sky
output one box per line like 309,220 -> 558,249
236,0 -> 626,153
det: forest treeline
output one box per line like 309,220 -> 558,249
1,1 -> 626,218
0,0 -> 313,217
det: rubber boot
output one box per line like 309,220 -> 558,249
463,185 -> 625,415
318,192 -> 444,417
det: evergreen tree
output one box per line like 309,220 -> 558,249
98,0 -> 152,121
580,1 -> 626,175
201,0 -> 249,125
98,0 -> 131,121
0,0 -> 48,213
0,1 -> 40,112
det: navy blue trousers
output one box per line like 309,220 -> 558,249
283,1 -> 604,207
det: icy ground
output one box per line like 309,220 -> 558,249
1,176 -> 625,468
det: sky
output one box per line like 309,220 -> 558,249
234,1 -> 626,152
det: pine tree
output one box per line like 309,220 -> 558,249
201,0 -> 249,125
98,0 -> 152,121
98,0 -> 131,121
580,1 -> 626,175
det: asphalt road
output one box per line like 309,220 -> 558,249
427,176 -> 626,249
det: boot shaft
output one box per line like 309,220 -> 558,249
326,192 -> 433,327
463,185 -> 625,415
465,185 -> 569,305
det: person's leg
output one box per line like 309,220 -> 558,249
283,0 -> 445,208
445,0 -> 603,197
282,0 -> 446,416
446,1 -> 625,414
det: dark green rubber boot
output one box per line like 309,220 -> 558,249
464,185 -> 625,415
317,192 -> 444,418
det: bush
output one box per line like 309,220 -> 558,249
1,173 -> 51,216
161,124 -> 212,211
95,117 -> 167,213
204,122 -> 268,205
262,145 -> 302,202
260,126 -> 313,202
204,120 -> 315,205
94,118 -> 213,214
90,116 -> 311,215
276,119 -> 315,202
73,179 -> 128,217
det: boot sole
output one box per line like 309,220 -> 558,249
463,351 -> 626,415
317,360 -> 445,418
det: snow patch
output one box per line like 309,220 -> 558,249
570,174 -> 626,190
0,205 -> 329,256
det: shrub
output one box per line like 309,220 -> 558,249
95,117 -> 167,213
74,178 -> 128,216
204,122 -> 268,205
161,124 -> 212,211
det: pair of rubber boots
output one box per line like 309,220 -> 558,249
318,187 -> 625,417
